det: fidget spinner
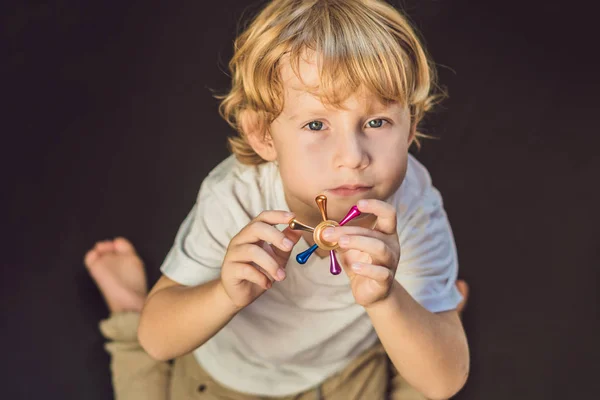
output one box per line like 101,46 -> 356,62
288,195 -> 361,275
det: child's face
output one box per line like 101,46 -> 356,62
267,58 -> 414,224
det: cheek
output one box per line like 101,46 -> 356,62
277,134 -> 327,170
372,130 -> 407,162
276,148 -> 331,204
277,148 -> 316,187
371,133 -> 409,186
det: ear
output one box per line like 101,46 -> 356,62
406,105 -> 418,145
407,120 -> 417,145
246,131 -> 278,162
239,110 -> 278,161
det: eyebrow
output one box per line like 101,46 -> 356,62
287,103 -> 395,121
366,103 -> 394,114
287,110 -> 327,121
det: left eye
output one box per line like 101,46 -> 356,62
367,119 -> 385,128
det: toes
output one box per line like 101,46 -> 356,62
84,249 -> 99,268
456,280 -> 469,301
113,237 -> 136,254
95,240 -> 115,254
456,280 -> 469,313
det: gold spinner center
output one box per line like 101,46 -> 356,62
313,220 -> 340,251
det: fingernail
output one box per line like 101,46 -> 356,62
285,212 -> 294,218
339,236 -> 349,246
357,200 -> 367,208
351,263 -> 361,271
283,238 -> 294,250
322,228 -> 334,239
276,268 -> 286,281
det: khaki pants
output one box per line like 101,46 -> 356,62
100,313 -> 428,400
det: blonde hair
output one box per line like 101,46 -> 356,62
218,0 -> 445,165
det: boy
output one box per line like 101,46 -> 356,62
89,1 -> 470,398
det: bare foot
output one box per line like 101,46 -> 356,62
456,279 -> 469,316
84,237 -> 147,313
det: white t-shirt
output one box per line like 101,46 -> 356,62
160,153 -> 463,397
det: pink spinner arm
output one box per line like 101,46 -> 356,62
329,205 -> 361,275
339,205 -> 361,226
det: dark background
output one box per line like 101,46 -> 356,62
3,1 -> 598,399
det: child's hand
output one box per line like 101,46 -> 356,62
220,211 -> 301,309
322,199 -> 400,307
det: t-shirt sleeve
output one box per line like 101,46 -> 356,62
395,185 -> 463,313
160,184 -> 238,287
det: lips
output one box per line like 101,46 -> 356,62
327,184 -> 373,196
330,184 -> 372,190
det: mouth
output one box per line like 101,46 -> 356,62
326,185 -> 373,197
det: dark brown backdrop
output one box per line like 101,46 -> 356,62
3,1 -> 598,398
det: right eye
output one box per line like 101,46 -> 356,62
304,121 -> 325,131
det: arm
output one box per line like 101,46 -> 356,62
138,211 -> 301,361
366,281 -> 469,400
138,276 -> 238,361
327,198 -> 469,400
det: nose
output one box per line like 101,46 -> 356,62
333,131 -> 370,170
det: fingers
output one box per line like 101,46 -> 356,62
232,211 -> 296,253
357,199 -> 397,235
322,226 -> 397,266
229,244 -> 284,282
225,211 -> 299,293
232,262 -> 272,290
339,234 -> 397,266
350,262 -> 393,283
254,210 -> 296,226
270,227 -> 303,261
322,226 -> 386,242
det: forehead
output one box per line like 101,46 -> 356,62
279,53 -> 320,90
278,54 -> 392,112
